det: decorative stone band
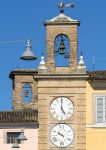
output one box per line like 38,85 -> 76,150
86,124 -> 106,128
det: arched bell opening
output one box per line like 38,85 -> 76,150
22,83 -> 32,103
54,34 -> 70,67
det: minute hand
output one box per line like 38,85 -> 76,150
61,99 -> 66,114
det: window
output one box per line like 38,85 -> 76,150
96,96 -> 106,123
22,83 -> 32,103
7,132 -> 21,144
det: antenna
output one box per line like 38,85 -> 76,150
42,51 -> 44,56
93,56 -> 95,71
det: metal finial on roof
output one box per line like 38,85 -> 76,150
79,52 -> 85,66
81,51 -> 83,56
58,0 -> 64,13
39,51 -> 46,70
42,51 -> 44,56
77,51 -> 86,73
40,52 -> 45,66
58,0 -> 74,14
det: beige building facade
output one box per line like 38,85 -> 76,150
86,71 -> 106,150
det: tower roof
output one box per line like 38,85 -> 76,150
44,13 -> 80,26
9,69 -> 38,79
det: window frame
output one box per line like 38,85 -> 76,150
6,132 -> 21,144
93,94 -> 106,124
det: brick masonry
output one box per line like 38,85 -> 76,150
45,25 -> 79,74
37,16 -> 86,150
13,74 -> 38,110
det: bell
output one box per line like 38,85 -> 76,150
17,129 -> 27,141
64,52 -> 70,58
12,139 -> 20,148
58,39 -> 66,54
24,90 -> 29,97
54,49 -> 59,53
20,40 -> 37,60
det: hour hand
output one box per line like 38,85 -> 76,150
61,106 -> 65,114
58,132 -> 64,138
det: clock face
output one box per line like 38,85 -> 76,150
50,97 -> 74,120
50,124 -> 74,147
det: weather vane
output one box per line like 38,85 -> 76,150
58,0 -> 74,13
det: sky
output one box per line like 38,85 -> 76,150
0,0 -> 106,110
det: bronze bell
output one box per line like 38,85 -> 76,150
58,39 -> 66,54
64,52 -> 70,58
24,90 -> 29,97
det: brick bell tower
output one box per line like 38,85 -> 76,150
37,1 -> 87,150
44,12 -> 79,74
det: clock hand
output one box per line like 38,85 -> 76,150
61,98 -> 66,115
58,132 -> 64,138
61,106 -> 66,114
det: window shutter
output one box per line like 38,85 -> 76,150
105,97 -> 106,122
3,131 -> 7,143
96,97 -> 104,123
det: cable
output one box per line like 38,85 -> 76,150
0,35 -> 44,45
0,39 -> 26,44
0,27 -> 106,45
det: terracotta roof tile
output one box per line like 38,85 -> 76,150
88,70 -> 106,80
0,109 -> 38,123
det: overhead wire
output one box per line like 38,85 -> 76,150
0,35 -> 45,45
0,27 -> 106,45
0,39 -> 26,44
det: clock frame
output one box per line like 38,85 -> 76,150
50,96 -> 74,120
50,124 -> 74,147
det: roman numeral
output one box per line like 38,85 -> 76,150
67,138 -> 71,141
52,137 -> 57,142
60,142 -> 64,146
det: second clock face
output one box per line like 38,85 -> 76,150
50,97 -> 74,120
50,124 -> 74,147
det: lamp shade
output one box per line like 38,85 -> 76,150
12,143 -> 20,148
20,40 -> 37,60
12,139 -> 20,148
17,130 -> 27,141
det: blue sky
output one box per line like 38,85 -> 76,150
0,0 -> 106,110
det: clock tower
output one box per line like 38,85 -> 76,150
36,2 -> 87,150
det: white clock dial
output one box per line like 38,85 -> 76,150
50,97 -> 74,120
51,124 -> 74,147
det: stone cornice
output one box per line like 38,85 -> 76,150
34,74 -> 89,80
0,122 -> 39,128
9,69 -> 38,79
